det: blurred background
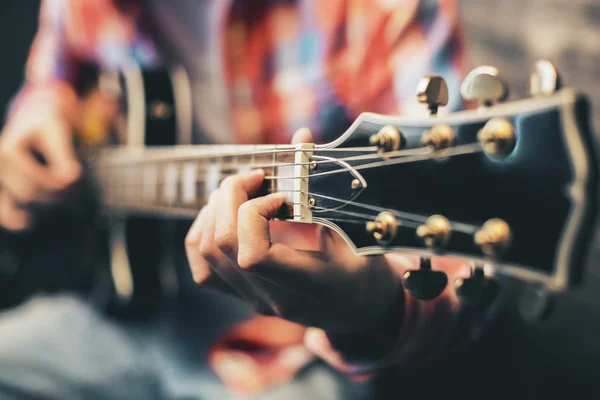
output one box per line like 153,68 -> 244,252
1,0 -> 600,388
2,1 -> 600,134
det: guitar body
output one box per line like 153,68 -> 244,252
0,64 -> 192,316
100,64 -> 193,317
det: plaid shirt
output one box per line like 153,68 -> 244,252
9,0 -> 479,396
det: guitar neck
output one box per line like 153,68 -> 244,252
90,144 -> 301,219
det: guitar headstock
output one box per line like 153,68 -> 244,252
304,61 -> 598,302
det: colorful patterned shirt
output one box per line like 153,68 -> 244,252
7,0 -> 483,397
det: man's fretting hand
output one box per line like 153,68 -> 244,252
185,128 -> 403,334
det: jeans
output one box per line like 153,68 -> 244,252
0,292 -> 371,400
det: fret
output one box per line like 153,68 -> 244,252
196,161 -> 205,207
111,167 -> 122,205
181,162 -> 198,205
124,167 -> 137,204
275,150 -> 296,202
221,155 -> 235,171
205,161 -> 221,195
143,164 -> 159,204
156,163 -> 165,207
163,163 -> 179,205
91,144 -> 297,215
271,150 -> 277,193
236,153 -> 253,174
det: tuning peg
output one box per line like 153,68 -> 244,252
403,258 -> 448,301
530,59 -> 562,96
366,212 -> 398,245
455,266 -> 499,311
460,66 -> 509,107
474,218 -> 512,258
416,215 -> 452,249
416,75 -> 448,116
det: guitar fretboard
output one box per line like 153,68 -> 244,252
91,145 -> 299,218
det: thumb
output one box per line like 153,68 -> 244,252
291,127 -> 313,144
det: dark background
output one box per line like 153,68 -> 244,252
0,2 -> 38,114
1,0 -> 600,392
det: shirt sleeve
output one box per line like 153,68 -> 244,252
6,0 -> 81,121
6,0 -> 159,124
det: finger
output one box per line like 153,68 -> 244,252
0,158 -> 62,204
219,316 -> 307,348
1,137 -> 67,197
201,193 -> 266,302
215,169 -> 265,260
237,192 -> 289,269
291,127 -> 313,144
237,192 -> 330,280
198,192 -> 234,273
32,121 -> 81,186
0,190 -> 32,231
198,194 -> 220,267
304,328 -> 347,370
185,206 -> 212,283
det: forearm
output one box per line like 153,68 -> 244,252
312,255 -> 495,377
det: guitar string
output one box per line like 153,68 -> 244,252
97,145 -> 483,234
264,143 -> 483,180
100,184 -> 477,236
94,146 -> 433,172
94,142 -> 479,187
92,146 -> 381,166
305,192 -> 479,234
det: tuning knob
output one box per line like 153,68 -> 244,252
477,118 -> 516,158
474,218 -> 512,257
530,59 -> 561,96
366,212 -> 398,245
455,266 -> 499,310
403,258 -> 448,301
460,66 -> 509,107
369,125 -> 404,153
416,75 -> 449,116
416,215 -> 452,249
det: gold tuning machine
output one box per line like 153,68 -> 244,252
460,66 -> 509,107
416,215 -> 452,249
474,218 -> 512,257
415,75 -> 449,116
369,125 -> 403,154
477,118 -> 516,158
366,212 -> 398,245
530,59 -> 561,97
421,124 -> 455,151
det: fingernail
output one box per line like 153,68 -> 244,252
304,328 -> 327,351
271,192 -> 288,202
212,351 -> 264,393
277,345 -> 314,369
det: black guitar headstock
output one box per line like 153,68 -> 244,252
305,61 -> 598,299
